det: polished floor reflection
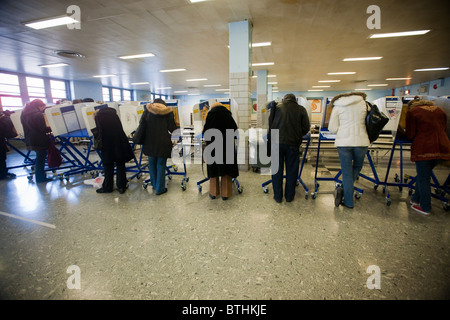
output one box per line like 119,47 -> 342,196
0,144 -> 449,300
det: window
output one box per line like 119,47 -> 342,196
0,73 -> 23,111
102,87 -> 111,102
112,88 -> 121,101
123,90 -> 131,101
26,76 -> 47,101
50,80 -> 67,104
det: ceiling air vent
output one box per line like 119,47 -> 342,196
55,50 -> 86,59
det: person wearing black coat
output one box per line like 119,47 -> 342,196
142,98 -> 177,195
0,110 -> 17,180
20,99 -> 52,183
93,107 -> 134,194
268,93 -> 310,203
202,102 -> 239,200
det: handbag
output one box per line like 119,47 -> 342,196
47,136 -> 62,168
0,113 -> 18,139
365,101 -> 389,143
132,110 -> 147,145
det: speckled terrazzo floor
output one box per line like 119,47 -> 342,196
0,144 -> 449,300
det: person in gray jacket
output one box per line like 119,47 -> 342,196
269,93 -> 310,203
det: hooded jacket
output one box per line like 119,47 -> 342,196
405,99 -> 450,162
94,107 -> 134,165
328,92 -> 370,147
20,99 -> 51,150
202,103 -> 239,178
142,102 -> 177,158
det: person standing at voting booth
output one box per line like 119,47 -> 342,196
0,109 -> 17,180
328,92 -> 370,209
20,99 -> 52,183
268,94 -> 310,203
202,102 -> 239,200
93,107 -> 134,194
142,98 -> 177,195
406,97 -> 450,216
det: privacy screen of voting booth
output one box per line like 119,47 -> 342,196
118,102 -> 144,137
80,103 -> 109,136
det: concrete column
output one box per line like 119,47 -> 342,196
229,20 -> 252,170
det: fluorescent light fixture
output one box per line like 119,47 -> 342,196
370,30 -> 430,38
215,89 -> 230,91
308,89 -> 323,92
343,57 -> 383,61
414,67 -> 449,72
156,87 -> 172,90
131,82 -> 149,85
252,74 -> 277,78
386,78 -> 412,80
188,93 -> 200,96
252,42 -> 272,47
252,62 -> 274,66
268,82 -> 278,85
355,88 -> 372,91
313,85 -> 330,88
204,84 -> 222,87
327,72 -> 356,75
189,0 -> 208,3
23,15 -> 78,30
318,80 -> 341,83
119,53 -> 155,59
367,84 -> 388,87
39,63 -> 69,68
174,90 -> 188,93
93,74 -> 115,78
186,78 -> 208,82
160,69 -> 186,73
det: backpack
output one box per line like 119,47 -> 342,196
365,101 -> 389,143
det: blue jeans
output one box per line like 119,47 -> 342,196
337,147 -> 368,207
412,160 -> 440,212
148,156 -> 167,193
272,144 -> 300,202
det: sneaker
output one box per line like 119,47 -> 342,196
334,187 -> 343,207
409,200 -> 419,206
411,204 -> 430,216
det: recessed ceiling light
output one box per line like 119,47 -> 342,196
386,78 -> 412,80
39,63 -> 69,68
204,84 -> 221,87
252,62 -> 275,66
268,82 -> 278,85
308,89 -> 323,92
370,30 -> 430,38
93,74 -> 115,78
156,87 -> 172,90
414,67 -> 449,72
119,53 -> 155,59
367,84 -> 388,87
186,78 -> 208,82
313,86 -> 330,88
131,82 -> 149,85
252,74 -> 277,78
343,57 -> 382,61
188,0 -> 208,3
188,93 -> 200,96
252,42 -> 272,47
318,80 -> 341,83
23,15 -> 79,30
160,69 -> 186,73
174,90 -> 188,93
215,89 -> 230,91
355,88 -> 372,91
327,72 -> 356,75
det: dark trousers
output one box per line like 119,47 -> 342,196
35,149 -> 48,182
412,159 -> 441,212
102,162 -> 127,191
272,144 -> 300,202
0,158 -> 7,179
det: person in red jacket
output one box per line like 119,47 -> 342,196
406,97 -> 450,216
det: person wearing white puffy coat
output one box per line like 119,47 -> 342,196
328,92 -> 370,208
